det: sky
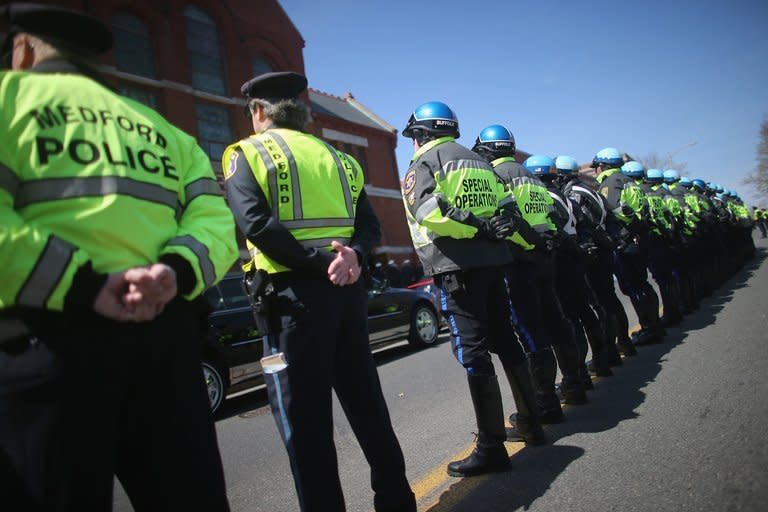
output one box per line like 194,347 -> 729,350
280,0 -> 768,205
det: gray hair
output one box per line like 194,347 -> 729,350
249,98 -> 310,131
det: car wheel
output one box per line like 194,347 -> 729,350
408,303 -> 439,348
202,361 -> 225,413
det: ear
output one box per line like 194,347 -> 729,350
12,34 -> 35,70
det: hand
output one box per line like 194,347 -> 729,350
327,241 -> 361,286
122,263 -> 178,320
489,214 -> 516,240
93,272 -> 134,321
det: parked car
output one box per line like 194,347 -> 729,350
201,273 -> 440,412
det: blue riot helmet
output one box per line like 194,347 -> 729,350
471,124 -> 515,161
715,184 -> 724,193
692,178 -> 706,191
663,169 -> 680,184
679,176 -> 693,188
591,147 -> 623,168
523,154 -> 555,176
402,101 -> 459,142
645,168 -> 664,183
621,160 -> 645,179
555,155 -> 580,174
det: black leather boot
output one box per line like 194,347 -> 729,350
586,324 -> 614,376
447,375 -> 510,477
528,350 -> 564,424
553,342 -> 588,405
501,361 -> 547,446
601,318 -> 624,367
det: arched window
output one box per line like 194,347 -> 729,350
195,102 -> 232,173
184,6 -> 226,95
252,57 -> 274,76
112,11 -> 155,78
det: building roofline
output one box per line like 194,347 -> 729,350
343,92 -> 397,134
308,88 -> 394,134
272,0 -> 306,48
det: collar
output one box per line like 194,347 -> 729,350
411,136 -> 454,162
29,58 -> 112,89
490,156 -> 517,168
595,167 -> 620,184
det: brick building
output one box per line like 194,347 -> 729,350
3,0 -> 414,264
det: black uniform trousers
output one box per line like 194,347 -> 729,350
505,255 -> 575,353
263,275 -> 414,512
586,248 -> 631,343
0,300 -> 229,511
435,266 -> 527,375
554,252 -> 604,356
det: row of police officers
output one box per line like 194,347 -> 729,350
0,4 -> 760,512
399,100 -> 758,479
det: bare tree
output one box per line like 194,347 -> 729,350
637,152 -> 688,172
742,117 -> 768,200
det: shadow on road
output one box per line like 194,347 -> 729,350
424,246 -> 765,511
425,445 -> 585,512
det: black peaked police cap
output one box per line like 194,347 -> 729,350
0,2 -> 113,58
241,71 -> 308,101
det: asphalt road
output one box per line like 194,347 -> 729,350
115,236 -> 768,511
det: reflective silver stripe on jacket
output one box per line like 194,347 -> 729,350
184,178 -> 221,204
549,191 -> 577,235
281,218 -> 355,229
247,138 -> 279,216
15,176 -> 178,210
439,158 -> 486,181
16,236 -> 76,308
321,142 -> 354,218
0,162 -> 20,197
268,131 -> 303,220
415,196 -> 440,223
572,185 -> 607,226
165,235 -> 215,288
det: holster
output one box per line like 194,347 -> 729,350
438,272 -> 465,294
243,269 -> 280,336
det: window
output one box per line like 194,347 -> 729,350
252,57 -> 273,76
184,6 -> 226,95
112,12 -> 156,78
119,84 -> 160,111
195,103 -> 232,174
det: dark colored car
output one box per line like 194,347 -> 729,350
201,274 -> 440,412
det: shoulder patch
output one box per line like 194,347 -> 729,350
403,169 -> 417,194
407,191 -> 415,206
599,186 -> 609,198
224,151 -> 239,180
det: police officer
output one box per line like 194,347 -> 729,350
639,167 -> 685,326
756,207 -> 768,238
223,72 -> 415,512
559,157 -> 635,368
0,4 -> 237,509
593,148 -> 665,345
662,169 -> 699,313
531,155 -> 599,401
402,105 -> 544,477
472,127 -> 584,424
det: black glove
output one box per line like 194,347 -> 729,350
474,217 -> 498,240
489,214 -> 517,240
